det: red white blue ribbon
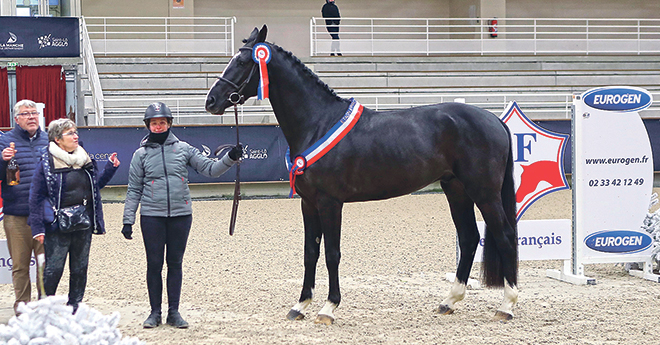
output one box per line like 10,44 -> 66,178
252,43 -> 271,100
286,98 -> 364,197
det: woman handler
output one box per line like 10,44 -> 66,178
121,102 -> 242,328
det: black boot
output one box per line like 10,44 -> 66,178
166,309 -> 189,328
143,310 -> 162,328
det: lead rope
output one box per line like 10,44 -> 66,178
228,92 -> 242,236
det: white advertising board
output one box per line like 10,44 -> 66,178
573,86 -> 654,264
0,239 -> 37,284
470,219 -> 571,262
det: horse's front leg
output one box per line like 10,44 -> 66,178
315,195 -> 343,325
287,198 -> 323,321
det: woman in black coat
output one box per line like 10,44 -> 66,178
28,118 -> 120,313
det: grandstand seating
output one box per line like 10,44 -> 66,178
89,55 -> 660,126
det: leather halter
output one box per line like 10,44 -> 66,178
214,46 -> 259,235
215,46 -> 258,105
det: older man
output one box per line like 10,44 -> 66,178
0,99 -> 49,315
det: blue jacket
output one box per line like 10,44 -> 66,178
28,149 -> 118,237
0,124 -> 49,217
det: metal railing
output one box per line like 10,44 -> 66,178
85,16 -> 236,56
81,17 -> 104,125
310,17 -> 660,56
98,91 -> 660,125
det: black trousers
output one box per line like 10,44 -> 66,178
140,215 -> 192,313
44,229 -> 92,311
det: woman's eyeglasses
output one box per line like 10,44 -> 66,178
62,130 -> 79,137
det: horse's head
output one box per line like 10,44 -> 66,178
205,25 -> 268,115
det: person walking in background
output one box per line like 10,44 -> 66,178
322,0 -> 342,56
28,118 -> 120,313
0,100 -> 49,315
121,102 -> 242,329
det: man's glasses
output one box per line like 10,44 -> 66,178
16,111 -> 39,118
62,130 -> 79,137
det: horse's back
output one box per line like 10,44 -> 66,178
304,102 -> 511,202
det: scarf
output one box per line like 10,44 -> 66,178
49,142 -> 92,169
148,129 -> 170,145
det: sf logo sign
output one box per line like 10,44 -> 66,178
501,102 -> 570,221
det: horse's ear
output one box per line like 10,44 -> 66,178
257,24 -> 268,43
244,27 -> 259,44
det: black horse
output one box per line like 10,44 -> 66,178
206,25 -> 518,324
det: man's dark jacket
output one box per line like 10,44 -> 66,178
0,125 -> 48,216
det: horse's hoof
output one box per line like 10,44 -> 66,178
314,314 -> 334,325
492,311 -> 513,321
437,304 -> 454,315
286,309 -> 305,321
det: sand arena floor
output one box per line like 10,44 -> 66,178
1,189 -> 660,344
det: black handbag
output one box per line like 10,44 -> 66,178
56,202 -> 91,233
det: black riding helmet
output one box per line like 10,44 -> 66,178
144,102 -> 173,127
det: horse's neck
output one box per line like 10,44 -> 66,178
268,54 -> 348,153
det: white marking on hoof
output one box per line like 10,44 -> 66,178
496,280 -> 518,319
439,280 -> 466,313
315,301 -> 337,325
287,297 -> 313,320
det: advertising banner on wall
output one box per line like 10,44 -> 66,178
573,86 -> 654,264
78,125 -> 290,185
470,219 -> 571,262
0,17 -> 80,58
0,239 -> 36,284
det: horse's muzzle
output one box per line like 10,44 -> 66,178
205,95 -> 226,115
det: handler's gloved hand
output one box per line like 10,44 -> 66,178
121,224 -> 133,240
228,144 -> 243,161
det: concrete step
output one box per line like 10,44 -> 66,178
86,55 -> 660,124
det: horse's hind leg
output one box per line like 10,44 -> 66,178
476,200 -> 518,321
437,179 -> 480,315
287,198 -> 323,321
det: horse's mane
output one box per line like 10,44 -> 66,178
272,43 -> 343,101
241,35 -> 342,101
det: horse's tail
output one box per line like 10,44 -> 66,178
482,122 -> 518,287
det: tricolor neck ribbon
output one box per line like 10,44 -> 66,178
252,43 -> 271,100
286,98 -> 364,197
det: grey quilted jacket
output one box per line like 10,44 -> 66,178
122,132 -> 237,225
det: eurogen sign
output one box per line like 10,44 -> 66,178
573,86 -> 654,264
582,86 -> 653,112
584,230 -> 653,254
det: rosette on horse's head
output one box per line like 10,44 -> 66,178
205,25 -> 268,115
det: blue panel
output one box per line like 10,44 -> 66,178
0,17 -> 79,57
78,125 -> 289,186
